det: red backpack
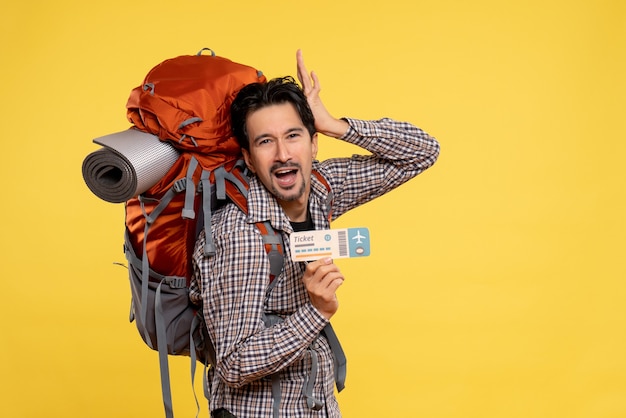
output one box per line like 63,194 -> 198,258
124,48 -> 267,277
82,49 -> 344,418
88,49 -> 275,417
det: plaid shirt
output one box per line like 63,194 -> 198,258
190,117 -> 439,417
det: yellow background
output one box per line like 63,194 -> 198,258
1,0 -> 624,417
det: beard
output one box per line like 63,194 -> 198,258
271,179 -> 306,202
269,162 -> 306,202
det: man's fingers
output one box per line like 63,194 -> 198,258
323,271 -> 344,289
327,276 -> 344,293
304,257 -> 333,273
305,261 -> 343,293
296,49 -> 321,99
302,257 -> 343,319
296,49 -> 310,89
310,70 -> 321,94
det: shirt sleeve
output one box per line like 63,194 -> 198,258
318,117 -> 440,218
193,211 -> 329,388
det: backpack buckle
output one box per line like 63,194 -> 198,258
172,178 -> 187,193
166,277 -> 186,289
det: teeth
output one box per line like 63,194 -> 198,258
276,169 -> 295,174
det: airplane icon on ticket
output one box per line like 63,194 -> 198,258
352,230 -> 366,244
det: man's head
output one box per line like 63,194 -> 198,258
231,77 -> 316,150
230,77 -> 318,221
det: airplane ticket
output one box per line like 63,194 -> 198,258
289,227 -> 371,261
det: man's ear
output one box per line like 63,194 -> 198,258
312,133 -> 319,160
242,148 -> 255,173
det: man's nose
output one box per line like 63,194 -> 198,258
275,139 -> 290,162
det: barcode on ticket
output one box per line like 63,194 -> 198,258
338,230 -> 348,257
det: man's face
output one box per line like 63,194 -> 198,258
242,102 -> 318,218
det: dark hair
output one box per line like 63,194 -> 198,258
230,76 -> 316,150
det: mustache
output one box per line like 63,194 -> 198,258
271,162 -> 301,172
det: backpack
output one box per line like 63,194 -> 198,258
123,151 -> 286,417
122,49 -> 272,417
83,48 -> 347,418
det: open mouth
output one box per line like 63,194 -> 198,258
273,167 -> 299,187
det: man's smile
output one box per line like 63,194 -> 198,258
273,165 -> 300,188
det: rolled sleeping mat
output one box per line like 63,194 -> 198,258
82,128 -> 180,203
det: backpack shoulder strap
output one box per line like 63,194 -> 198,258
214,160 -> 285,283
312,169 -> 333,222
255,220 -> 284,283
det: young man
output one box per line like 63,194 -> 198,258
190,51 -> 440,418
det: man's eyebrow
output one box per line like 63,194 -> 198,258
284,127 -> 305,135
253,132 -> 273,143
253,127 -> 304,143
